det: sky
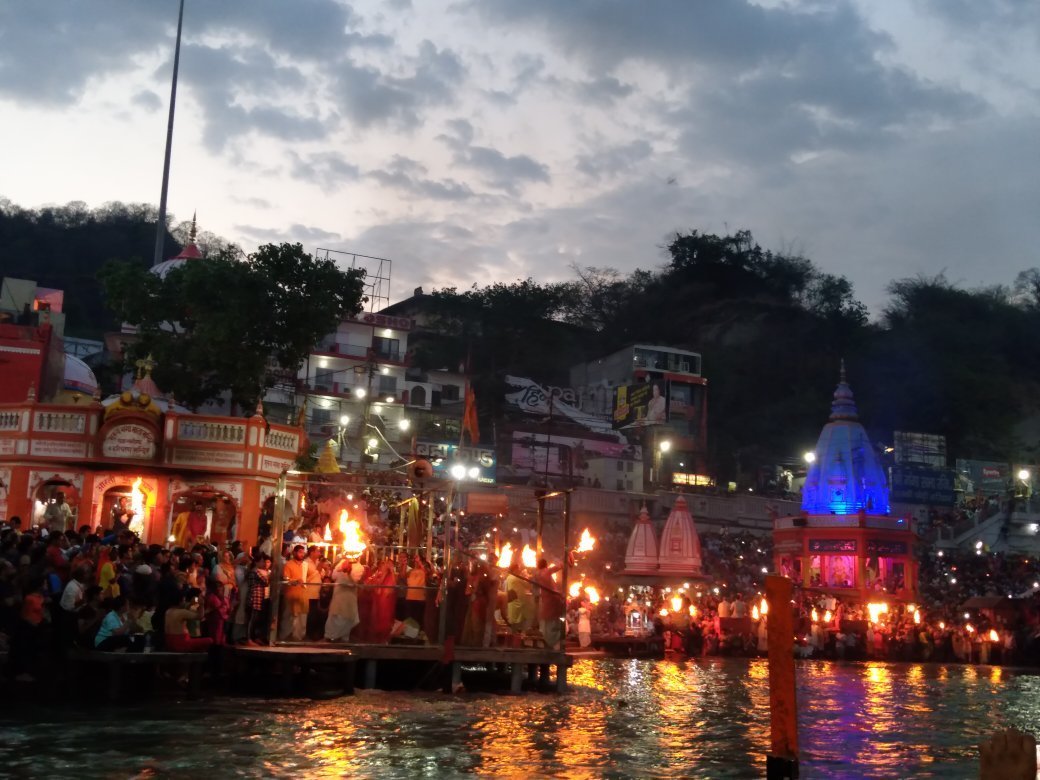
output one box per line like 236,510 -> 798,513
0,0 -> 1037,313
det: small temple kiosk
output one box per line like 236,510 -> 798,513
617,497 -> 708,635
772,368 -> 916,602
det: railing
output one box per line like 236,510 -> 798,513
177,420 -> 247,444
266,429 -> 300,452
33,411 -> 86,434
0,411 -> 21,431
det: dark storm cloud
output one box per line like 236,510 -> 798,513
469,0 -> 983,163
0,1 -> 166,105
438,120 -> 549,194
335,41 -> 466,129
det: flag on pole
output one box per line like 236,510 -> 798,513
462,384 -> 480,444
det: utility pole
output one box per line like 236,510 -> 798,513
153,0 -> 186,267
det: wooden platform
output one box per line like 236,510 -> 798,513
227,645 -> 357,698
68,649 -> 208,700
229,642 -> 572,694
593,635 -> 665,658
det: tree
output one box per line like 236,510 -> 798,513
100,242 -> 367,411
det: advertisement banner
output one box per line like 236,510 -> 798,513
612,381 -> 666,428
890,466 -> 956,506
956,459 -> 1009,494
415,441 -> 496,484
894,431 -> 947,469
509,431 -> 641,484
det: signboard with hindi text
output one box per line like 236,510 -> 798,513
416,441 -> 496,484
890,466 -> 956,506
102,422 -> 157,460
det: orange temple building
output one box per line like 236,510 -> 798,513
0,355 -> 305,546
772,367 -> 917,602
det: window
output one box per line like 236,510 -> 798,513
311,408 -> 331,425
378,375 -> 398,396
410,386 -> 427,406
314,369 -> 335,391
372,337 -> 400,361
616,480 -> 625,491
441,384 -> 460,402
616,461 -> 624,472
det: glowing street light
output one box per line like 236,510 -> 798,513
354,387 -> 366,400
450,464 -> 466,480
804,451 -> 816,464
339,414 -> 350,425
1018,468 -> 1031,481
398,418 -> 410,431
659,440 -> 672,453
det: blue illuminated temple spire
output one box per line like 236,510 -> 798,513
801,364 -> 890,515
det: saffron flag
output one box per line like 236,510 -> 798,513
462,384 -> 480,444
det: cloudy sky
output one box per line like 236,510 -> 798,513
1,0 -> 1037,313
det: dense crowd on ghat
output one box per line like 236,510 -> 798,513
4,502 -> 1040,684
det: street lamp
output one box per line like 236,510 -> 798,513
339,414 -> 350,426
399,418 -> 410,431
1018,469 -> 1031,482
354,387 -> 367,400
467,466 -> 480,479
367,437 -> 378,449
659,440 -> 672,453
450,463 -> 466,480
804,451 -> 816,464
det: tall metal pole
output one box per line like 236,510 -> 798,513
267,471 -> 288,645
153,0 -> 186,267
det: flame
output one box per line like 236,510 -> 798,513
300,492 -> 307,511
751,605 -> 760,620
811,608 -> 819,622
824,610 -> 833,624
658,608 -> 669,617
339,513 -> 367,557
496,542 -> 513,569
670,596 -> 683,613
965,623 -> 975,634
759,597 -> 769,616
688,605 -> 697,618
906,603 -> 917,614
867,602 -> 889,625
569,581 -> 582,598
521,544 -> 537,568
576,528 -> 596,553
584,586 -> 600,604
130,477 -> 146,535
939,621 -> 945,630
323,523 -> 332,542
988,629 -> 999,642
913,611 -> 921,625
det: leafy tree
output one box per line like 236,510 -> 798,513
100,243 -> 366,411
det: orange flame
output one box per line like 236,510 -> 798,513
584,586 -> 600,604
337,510 -> 366,556
811,608 -> 819,622
130,477 -> 146,535
670,596 -> 683,613
988,629 -> 999,642
658,608 -> 669,617
824,610 -> 833,624
751,605 -> 760,621
759,597 -> 769,616
323,523 -> 332,542
913,611 -> 921,625
521,544 -> 537,568
569,581 -> 582,598
496,542 -> 513,569
300,492 -> 307,511
688,605 -> 697,618
576,528 -> 596,553
965,623 -> 975,634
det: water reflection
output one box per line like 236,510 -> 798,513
0,659 -> 1037,778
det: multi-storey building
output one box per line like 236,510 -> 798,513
570,344 -> 709,489
292,310 -> 468,470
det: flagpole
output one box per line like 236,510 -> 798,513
153,0 -> 186,267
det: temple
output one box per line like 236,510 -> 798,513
772,366 -> 917,601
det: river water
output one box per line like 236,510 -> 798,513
2,658 -> 1038,779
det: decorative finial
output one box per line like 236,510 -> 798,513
839,358 -> 847,385
26,382 -> 36,402
254,397 -> 265,418
135,354 -> 157,379
189,211 -> 198,244
830,360 -> 858,421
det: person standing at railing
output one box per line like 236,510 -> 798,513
324,557 -> 362,642
279,545 -> 310,641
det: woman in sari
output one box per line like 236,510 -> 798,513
364,557 -> 397,643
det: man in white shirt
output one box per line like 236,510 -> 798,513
44,492 -> 75,533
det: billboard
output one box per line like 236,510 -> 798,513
509,431 -> 641,485
890,466 -> 956,506
956,459 -> 1009,495
415,441 -> 496,484
612,381 -> 666,428
894,431 -> 947,469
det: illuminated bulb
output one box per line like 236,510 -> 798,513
354,387 -> 366,399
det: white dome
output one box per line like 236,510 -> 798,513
657,495 -> 703,576
63,355 -> 98,396
151,258 -> 190,280
623,504 -> 660,575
